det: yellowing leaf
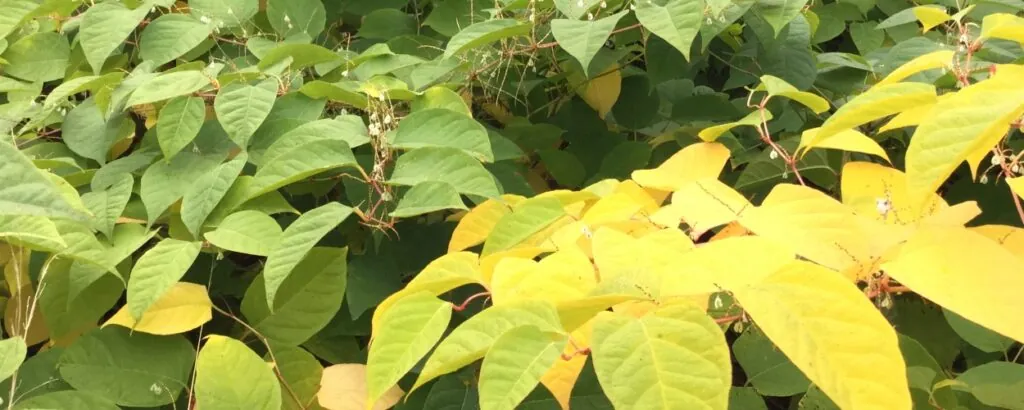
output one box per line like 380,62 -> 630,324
631,142 -> 731,191
366,291 -> 451,406
981,13 -> 1024,45
731,261 -> 912,409
917,201 -> 980,228
876,50 -> 955,86
912,6 -> 951,32
448,195 -> 524,253
479,325 -> 568,410
882,226 -> 1024,344
540,322 -> 592,410
105,282 -> 211,335
482,196 -> 565,256
612,179 -> 664,212
591,228 -> 679,297
581,192 -> 644,227
811,83 -> 937,148
318,364 -> 404,410
757,75 -> 830,113
371,252 -> 482,334
878,98 -> 938,133
665,236 -> 794,296
1007,176 -> 1024,199
480,246 -> 548,285
697,111 -> 772,142
905,72 -> 1024,210
577,64 -> 621,118
972,225 -> 1024,257
840,162 -> 947,224
798,128 -> 890,162
591,302 -> 731,409
491,249 -> 596,306
667,178 -> 753,236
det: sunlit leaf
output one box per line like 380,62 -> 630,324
318,364 -> 404,410
105,282 -> 213,335
195,335 -> 281,410
263,202 -> 351,309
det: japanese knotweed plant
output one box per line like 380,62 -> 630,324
365,17 -> 1024,410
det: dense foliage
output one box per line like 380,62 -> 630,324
2,0 -> 1024,409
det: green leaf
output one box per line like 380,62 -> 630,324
156,96 -> 206,161
13,391 -> 119,410
392,108 -> 493,162
298,80 -> 369,109
127,239 -> 202,321
242,247 -> 348,346
38,259 -> 123,340
204,176 -> 297,227
755,0 -> 809,35
215,79 -> 278,148
757,75 -> 830,113
189,0 -> 258,28
538,149 -> 586,188
0,336 -> 27,383
44,72 -> 125,109
479,326 -> 568,410
367,291 -> 452,407
81,174 -> 134,239
92,148 -> 160,191
733,330 -> 810,396
388,147 -> 500,199
181,156 -> 247,237
760,15 -> 817,91
0,32 -> 70,82
482,196 -> 565,256
391,181 -> 469,218
195,335 -> 282,410
551,11 -> 627,72
443,19 -> 532,59
267,0 -> 326,38
57,327 -> 194,407
0,0 -> 37,39
63,97 -> 132,164
257,43 -> 341,71
140,151 -> 222,225
944,309 -> 1015,353
263,202 -> 352,308
80,1 -> 149,74
425,0 -> 489,37
360,8 -> 417,40
140,14 -> 213,66
424,373 -> 479,409
410,86 -> 472,116
0,142 -> 88,222
955,362 -> 1024,409
204,210 -> 282,256
850,21 -> 885,54
729,387 -> 768,410
0,348 -> 69,401
126,70 -> 213,107
635,0 -> 703,60
0,215 -> 66,252
591,303 -> 732,409
413,301 -> 563,393
269,346 -> 323,410
248,142 -> 356,201
736,139 -> 835,191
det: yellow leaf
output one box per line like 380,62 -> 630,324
371,252 -> 484,334
491,249 -> 596,306
905,72 -> 1024,210
639,228 -> 695,253
710,221 -> 751,241
549,221 -> 593,256
882,226 -> 1024,344
540,322 -> 592,410
591,228 -> 677,297
612,180 -> 664,212
972,225 -> 1024,257
668,178 -> 752,236
980,13 -> 1024,45
317,364 -> 404,410
757,75 -> 830,113
581,192 -> 644,227
448,195 -> 524,253
917,201 -> 980,228
731,261 -> 911,410
810,83 -> 937,148
840,161 -> 947,224
912,6 -> 951,32
480,246 -> 548,285
878,98 -> 939,133
876,50 -> 955,86
798,128 -> 890,162
1008,176 -> 1024,199
104,282 -> 212,335
576,64 -> 621,118
697,110 -> 772,142
664,236 -> 793,296
631,142 -> 731,191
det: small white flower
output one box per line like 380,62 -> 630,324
587,12 -> 594,20
576,0 -> 584,6
876,197 -> 891,215
369,123 -> 380,136
384,114 -> 393,124
199,15 -> 211,24
713,295 -> 724,309
992,154 -> 1002,166
377,93 -> 386,102
369,112 -> 378,121
1013,164 -> 1020,174
526,59 -> 534,67
769,149 -> 778,160
227,7 -> 234,15
581,225 -> 593,238
706,17 -> 712,25
629,3 -> 637,10
149,384 -> 163,395
283,15 -> 291,23
528,13 -> 535,22
600,1 -> 607,8
981,174 -> 990,184
150,6 -> 155,13
341,70 -> 350,77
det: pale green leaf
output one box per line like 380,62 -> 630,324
733,330 -> 810,396
62,97 -> 132,164
591,302 -> 732,410
479,326 -> 568,410
954,362 -> 1024,409
391,181 -> 468,218
81,174 -> 133,239
0,215 -> 66,252
127,239 -> 202,321
156,96 -> 206,161
126,70 -> 213,107
443,19 -> 532,59
181,156 -> 247,237
698,111 -> 773,142
263,202 -> 351,308
58,327 -> 194,407
413,301 -> 563,393
247,121 -> 358,200
189,0 -> 258,28
43,73 -> 124,109
635,0 -> 703,60
388,147 -> 500,199
267,0 -> 326,38
756,0 -> 809,35
271,347 -> 323,410
367,291 -> 452,407
298,80 -> 369,109
410,86 -> 472,116
757,75 -> 830,113
0,336 -> 27,383
257,43 -> 341,71
0,142 -> 88,222
38,259 -> 123,341
809,83 -> 936,150
140,151 -> 222,225
214,79 -> 278,148
80,2 -> 149,74
195,335 -> 281,410
204,210 -> 283,256
0,0 -> 37,39
482,196 -> 565,256
140,14 -> 213,66
551,12 -> 627,71
1,32 -> 70,82
241,247 -> 348,346
13,391 -> 119,410
392,108 -> 493,161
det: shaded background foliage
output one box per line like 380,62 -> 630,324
0,0 -> 1022,409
